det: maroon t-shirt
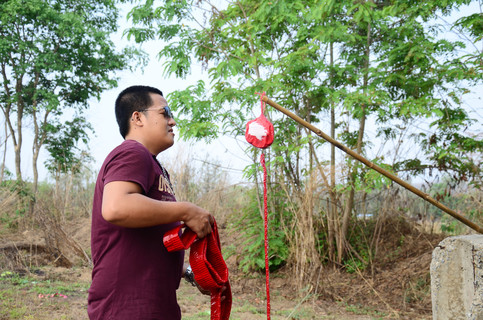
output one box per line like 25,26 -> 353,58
88,140 -> 184,320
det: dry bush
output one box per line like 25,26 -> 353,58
0,186 -> 20,230
0,169 -> 94,271
165,152 -> 241,226
0,242 -> 71,270
0,181 -> 34,231
460,184 -> 482,228
0,184 -> 75,269
279,170 -> 323,290
34,195 -> 91,267
43,167 -> 95,220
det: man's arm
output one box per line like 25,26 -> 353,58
101,180 -> 213,238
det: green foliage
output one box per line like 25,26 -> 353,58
318,215 -> 375,273
440,215 -> 459,234
422,175 -> 482,233
167,80 -> 220,141
231,189 -> 289,273
125,0 -> 482,186
419,109 -> 482,186
125,0 -> 483,271
453,11 -> 483,74
0,0 -> 145,185
44,116 -> 93,176
404,274 -> 431,304
361,160 -> 393,191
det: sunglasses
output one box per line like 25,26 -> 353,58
141,106 -> 174,119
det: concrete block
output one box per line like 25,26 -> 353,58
430,235 -> 483,320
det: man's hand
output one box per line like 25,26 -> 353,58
181,202 -> 213,238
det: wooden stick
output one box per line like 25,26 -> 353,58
262,95 -> 483,234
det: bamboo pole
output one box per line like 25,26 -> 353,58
262,96 -> 483,234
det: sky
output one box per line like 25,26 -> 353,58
2,1 -> 482,184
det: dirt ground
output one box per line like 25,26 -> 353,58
0,216 -> 445,319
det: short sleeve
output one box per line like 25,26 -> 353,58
102,142 -> 155,194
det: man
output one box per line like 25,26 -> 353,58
88,85 -> 213,319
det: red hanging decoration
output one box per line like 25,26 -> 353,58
260,152 -> 271,320
245,92 -> 272,320
245,93 -> 274,149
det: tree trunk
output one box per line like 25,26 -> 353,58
32,145 -> 40,194
14,114 -> 22,182
337,19 -> 372,264
328,41 -> 337,264
31,78 -> 43,195
0,119 -> 8,183
63,172 -> 73,221
14,79 -> 24,182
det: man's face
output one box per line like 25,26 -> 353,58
141,93 -> 176,153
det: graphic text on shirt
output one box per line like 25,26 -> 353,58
158,175 -> 174,195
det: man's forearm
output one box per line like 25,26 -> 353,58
101,180 -> 213,238
102,192 -> 189,227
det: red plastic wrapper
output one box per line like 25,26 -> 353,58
245,113 -> 274,149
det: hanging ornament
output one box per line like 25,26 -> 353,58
245,92 -> 273,320
245,93 -> 274,149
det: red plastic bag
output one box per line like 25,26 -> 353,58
245,113 -> 274,149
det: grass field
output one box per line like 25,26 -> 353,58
0,266 -> 392,320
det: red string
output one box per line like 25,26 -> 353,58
254,91 -> 271,319
255,92 -> 266,114
260,152 -> 271,319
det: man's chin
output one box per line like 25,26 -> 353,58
160,140 -> 175,152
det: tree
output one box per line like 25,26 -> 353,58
125,0 -> 482,280
0,0 -> 142,194
44,116 -> 91,178
45,116 -> 92,220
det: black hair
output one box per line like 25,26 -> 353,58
115,85 -> 164,139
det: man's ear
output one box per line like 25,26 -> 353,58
131,111 -> 144,127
